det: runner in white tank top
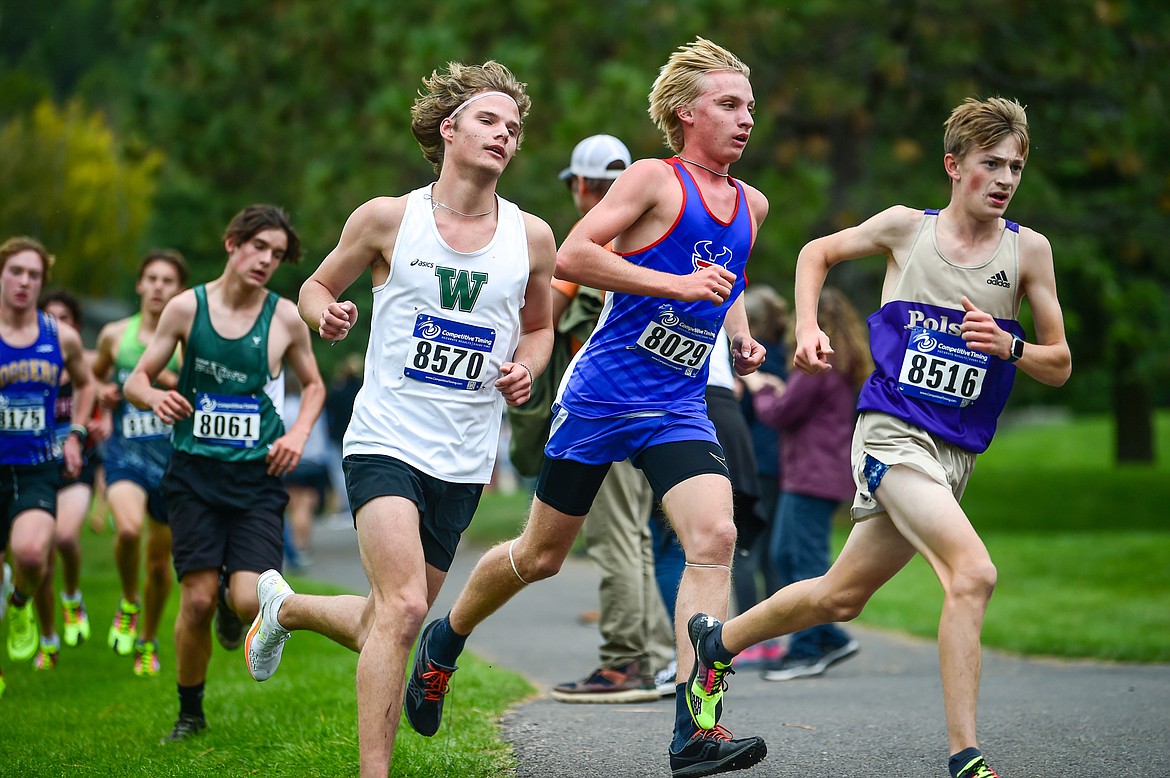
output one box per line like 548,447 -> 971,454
252,62 -> 556,775
343,183 -> 531,483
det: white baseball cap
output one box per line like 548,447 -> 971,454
559,134 -> 632,181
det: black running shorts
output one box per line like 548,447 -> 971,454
342,454 -> 483,572
161,451 -> 287,580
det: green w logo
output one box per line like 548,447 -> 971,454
435,267 -> 488,312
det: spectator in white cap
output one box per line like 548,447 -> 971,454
535,134 -> 677,704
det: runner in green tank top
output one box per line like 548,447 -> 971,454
123,205 -> 325,743
93,249 -> 187,675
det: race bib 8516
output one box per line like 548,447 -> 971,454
897,326 -> 989,408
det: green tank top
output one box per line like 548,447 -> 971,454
113,313 -> 181,443
173,285 -> 285,462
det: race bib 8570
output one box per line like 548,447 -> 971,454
403,314 -> 496,391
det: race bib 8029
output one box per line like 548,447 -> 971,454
634,305 -> 718,377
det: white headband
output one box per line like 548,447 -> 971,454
446,91 -> 520,122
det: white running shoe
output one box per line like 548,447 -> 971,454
245,570 -> 293,681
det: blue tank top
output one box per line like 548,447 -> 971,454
558,158 -> 754,419
0,311 -> 64,465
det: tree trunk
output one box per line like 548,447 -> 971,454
1112,374 -> 1155,463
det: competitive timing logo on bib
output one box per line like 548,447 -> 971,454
658,311 -> 681,327
418,320 -> 443,339
691,240 -> 732,273
199,395 -> 219,412
910,330 -> 939,353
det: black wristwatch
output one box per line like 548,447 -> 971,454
1007,336 -> 1024,363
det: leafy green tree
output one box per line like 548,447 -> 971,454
4,0 -> 1166,458
0,98 -> 162,296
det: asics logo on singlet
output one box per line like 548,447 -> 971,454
194,357 -> 247,385
435,267 -> 488,313
35,344 -> 54,353
691,240 -> 733,273
986,270 -> 1011,288
410,258 -> 435,268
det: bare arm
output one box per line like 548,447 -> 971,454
299,197 -> 404,342
557,159 -> 736,305
91,321 -> 124,409
58,326 -> 94,478
265,299 -> 326,476
793,206 -> 919,374
722,297 -> 766,376
496,213 -> 557,407
959,229 -> 1071,386
124,291 -> 195,423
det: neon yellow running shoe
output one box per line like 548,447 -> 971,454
62,597 -> 91,647
33,638 -> 60,671
134,640 -> 161,677
685,613 -> 735,731
108,598 -> 140,656
6,600 -> 38,662
955,755 -> 1002,778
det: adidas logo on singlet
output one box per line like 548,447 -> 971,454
986,270 -> 1011,288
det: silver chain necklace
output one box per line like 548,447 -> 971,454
425,193 -> 495,218
677,156 -> 730,178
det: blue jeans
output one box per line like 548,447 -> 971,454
649,510 -> 685,626
769,492 -> 852,659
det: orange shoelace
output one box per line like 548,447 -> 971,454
421,663 -> 454,701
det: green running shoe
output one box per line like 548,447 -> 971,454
6,600 -> 38,662
108,598 -> 140,656
685,613 -> 734,731
62,597 -> 91,647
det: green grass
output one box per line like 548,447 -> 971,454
3,412 -> 1165,775
0,529 -> 533,776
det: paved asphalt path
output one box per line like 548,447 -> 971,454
307,516 -> 1169,778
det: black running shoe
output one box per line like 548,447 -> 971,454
162,713 -> 207,743
404,619 -> 458,737
215,574 -> 244,651
669,725 -> 767,778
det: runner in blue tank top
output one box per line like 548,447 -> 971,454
0,237 -> 94,684
690,98 -> 1072,778
411,38 -> 771,778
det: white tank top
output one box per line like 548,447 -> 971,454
343,184 -> 530,482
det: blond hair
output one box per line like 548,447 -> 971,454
0,235 -> 55,277
411,60 -> 532,174
648,37 -> 750,154
943,97 -> 1030,162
